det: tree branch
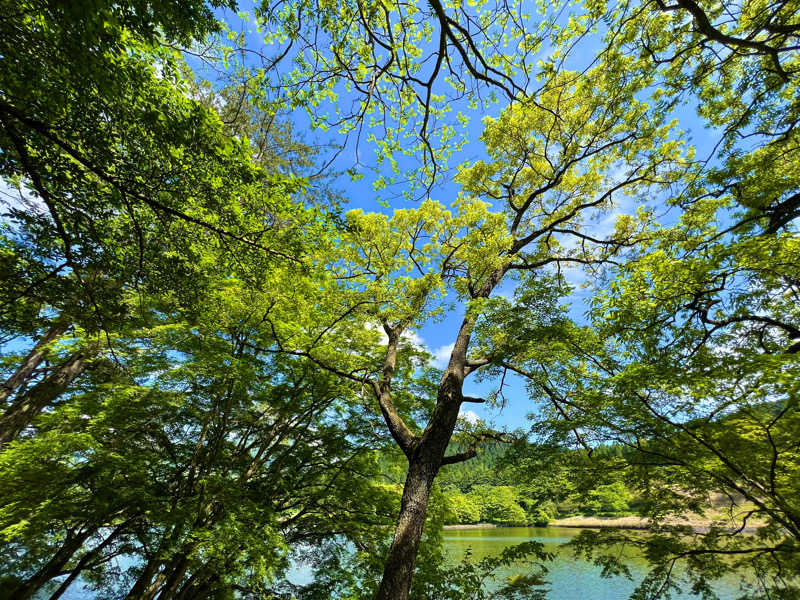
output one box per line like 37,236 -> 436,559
375,324 -> 420,455
0,99 -> 302,264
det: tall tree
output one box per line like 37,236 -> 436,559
0,0 -> 321,448
241,0 -> 800,594
0,0 -> 309,333
254,57 -> 686,597
1,3 -> 359,598
499,196 -> 800,597
0,267 -> 405,599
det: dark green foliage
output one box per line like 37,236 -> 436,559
0,0 -> 310,335
439,442 -> 639,526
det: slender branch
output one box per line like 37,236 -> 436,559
0,99 -> 302,263
499,361 -> 594,456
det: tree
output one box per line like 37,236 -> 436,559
0,3 -> 364,598
0,0 -> 310,335
467,485 -> 527,525
565,0 -> 800,234
472,0 -> 799,594
444,492 -> 482,524
249,50 -> 686,596
0,267 -> 405,599
495,193 -> 800,595
0,0 -> 323,448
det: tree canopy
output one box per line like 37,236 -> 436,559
1,0 -> 798,599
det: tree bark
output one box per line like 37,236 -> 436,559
10,528 -> 93,600
124,523 -> 195,600
124,557 -> 166,600
0,324 -> 66,405
0,348 -> 89,448
154,552 -> 191,600
375,455 -> 437,600
172,564 -> 217,600
375,373 -> 464,600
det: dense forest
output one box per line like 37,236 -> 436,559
436,444 -> 640,526
0,0 -> 798,599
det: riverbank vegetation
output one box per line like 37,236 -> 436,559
1,0 -> 799,599
439,445 -> 639,527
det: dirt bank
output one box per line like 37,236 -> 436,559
444,515 -> 763,533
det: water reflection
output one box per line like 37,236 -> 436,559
442,526 -> 744,600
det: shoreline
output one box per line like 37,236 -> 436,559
444,516 -> 762,533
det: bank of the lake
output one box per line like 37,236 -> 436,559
445,514 -> 764,533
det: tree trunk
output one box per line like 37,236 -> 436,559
124,557 -> 165,600
10,528 -> 92,600
375,455 -> 438,600
375,373 -> 464,600
0,324 -> 66,405
124,524 -> 194,600
173,564 -> 216,600
0,349 -> 88,448
47,523 -> 126,600
152,552 -> 191,600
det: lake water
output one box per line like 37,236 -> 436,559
48,526 -> 749,599
442,526 -> 747,599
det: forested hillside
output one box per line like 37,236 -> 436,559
437,444 -> 638,526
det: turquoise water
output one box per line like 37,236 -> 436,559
442,526 -> 747,599
45,526 -> 750,599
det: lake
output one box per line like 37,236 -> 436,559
48,526 -> 750,599
442,526 -> 747,599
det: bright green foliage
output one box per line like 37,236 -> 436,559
567,0 -> 800,236
0,277 -> 397,598
250,0 -> 561,192
497,191 -> 800,595
444,492 -> 483,524
0,2 -> 370,598
440,442 -> 639,526
0,0 -> 311,335
585,483 -> 634,516
2,0 -> 800,598
467,486 -> 527,526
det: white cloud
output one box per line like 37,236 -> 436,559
432,343 -> 454,368
366,324 -> 458,369
0,178 -> 48,215
365,322 -> 426,351
458,409 -> 480,425
402,329 -> 425,350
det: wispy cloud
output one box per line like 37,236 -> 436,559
366,322 -> 428,355
432,343 -> 454,368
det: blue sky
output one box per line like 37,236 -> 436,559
201,3 -> 724,432
0,2 -> 726,435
